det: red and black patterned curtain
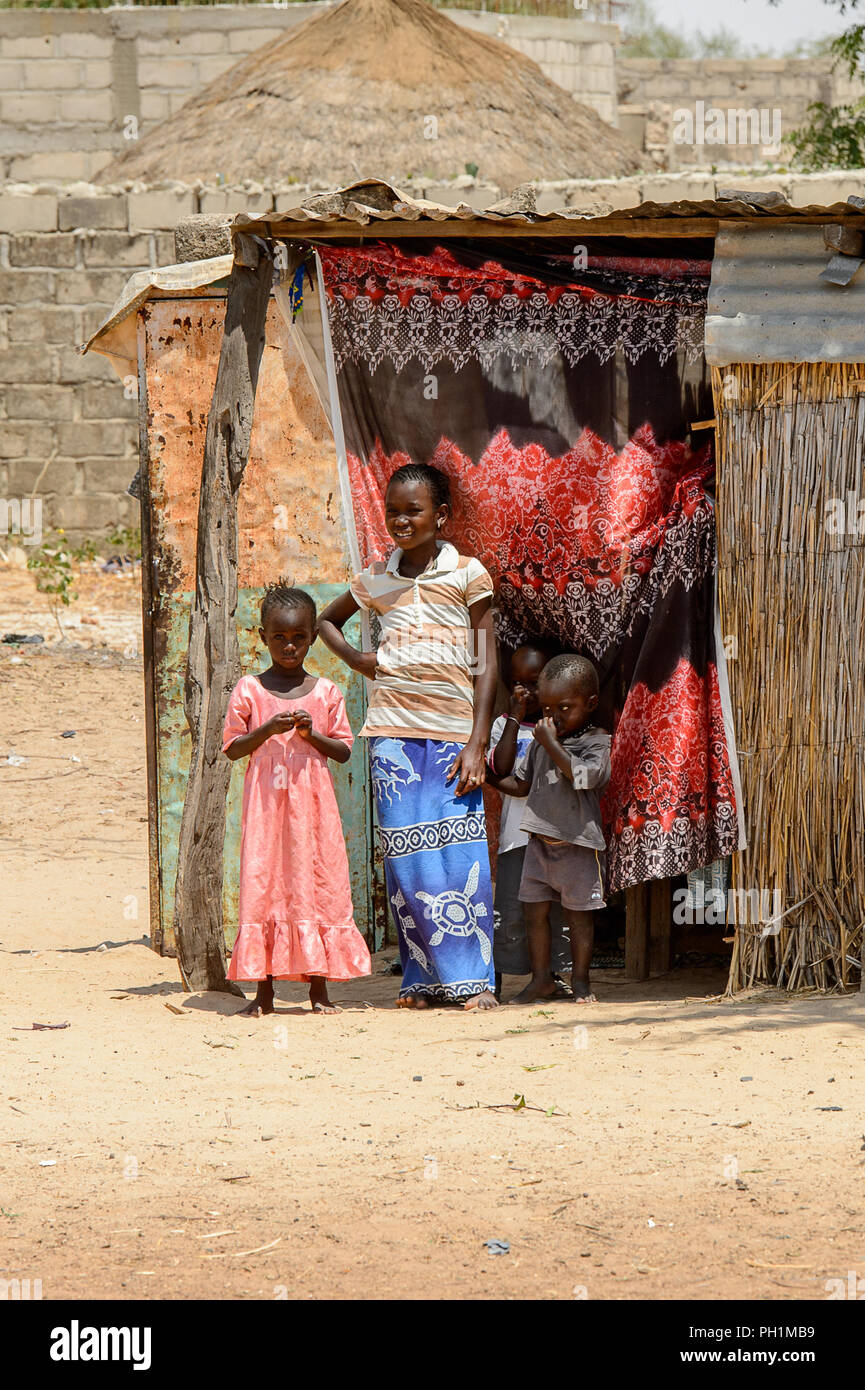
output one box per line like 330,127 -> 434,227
316,238 -> 739,891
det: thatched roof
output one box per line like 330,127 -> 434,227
102,0 -> 642,187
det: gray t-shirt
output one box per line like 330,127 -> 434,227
519,725 -> 612,850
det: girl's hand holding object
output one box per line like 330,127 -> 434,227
292,709 -> 314,740
267,711 -> 300,736
264,710 -> 316,740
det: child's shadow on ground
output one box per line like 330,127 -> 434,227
182,993 -> 339,1018
114,981 -> 185,997
177,992 -> 284,1018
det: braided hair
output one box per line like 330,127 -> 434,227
386,463 -> 451,511
260,580 -> 317,630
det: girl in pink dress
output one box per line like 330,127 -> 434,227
222,583 -> 371,1016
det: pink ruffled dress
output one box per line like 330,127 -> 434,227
222,674 -> 371,982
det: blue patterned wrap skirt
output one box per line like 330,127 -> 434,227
370,737 -> 495,1002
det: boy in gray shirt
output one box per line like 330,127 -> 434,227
487,653 -> 611,1003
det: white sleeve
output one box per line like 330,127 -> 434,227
348,571 -> 372,611
488,715 -> 506,750
487,715 -> 506,770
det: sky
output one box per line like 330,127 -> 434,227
644,0 -> 849,52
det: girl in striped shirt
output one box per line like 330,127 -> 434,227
319,464 -> 499,1010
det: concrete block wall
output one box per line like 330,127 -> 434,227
0,7 -> 310,183
617,57 -> 865,166
0,5 -> 621,181
0,219 -> 176,540
4,7 -> 860,182
448,14 -> 619,124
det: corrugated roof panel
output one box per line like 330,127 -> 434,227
706,224 -> 865,365
232,178 -> 865,237
82,254 -> 234,373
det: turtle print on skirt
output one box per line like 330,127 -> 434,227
370,736 -> 495,1002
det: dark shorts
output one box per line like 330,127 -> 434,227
493,846 -> 571,975
519,835 -> 606,913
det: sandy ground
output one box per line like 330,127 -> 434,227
1,565 -> 864,1302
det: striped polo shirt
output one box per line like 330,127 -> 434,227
349,542 -> 494,742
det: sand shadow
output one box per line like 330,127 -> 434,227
180,992 -> 355,1018
113,981 -> 186,997
58,936 -> 151,955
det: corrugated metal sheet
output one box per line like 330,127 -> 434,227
83,254 -> 233,376
706,225 -> 865,365
233,177 -> 865,236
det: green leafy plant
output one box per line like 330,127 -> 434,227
106,524 -> 142,559
790,99 -> 865,170
788,3 -> 865,169
71,537 -> 98,563
26,529 -> 78,634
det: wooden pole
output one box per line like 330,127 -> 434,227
172,234 -> 273,993
649,878 -> 672,975
625,882 -> 649,981
136,316 -> 164,956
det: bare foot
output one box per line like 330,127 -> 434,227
237,979 -> 274,1017
572,976 -> 597,1003
507,976 -> 559,1005
237,995 -> 273,1017
396,994 -> 431,1009
465,990 -> 499,1011
309,978 -> 339,1014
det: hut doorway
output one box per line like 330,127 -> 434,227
286,234 -> 742,985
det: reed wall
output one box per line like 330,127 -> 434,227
714,362 -> 865,992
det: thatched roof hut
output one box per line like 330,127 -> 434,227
101,0 -> 641,188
